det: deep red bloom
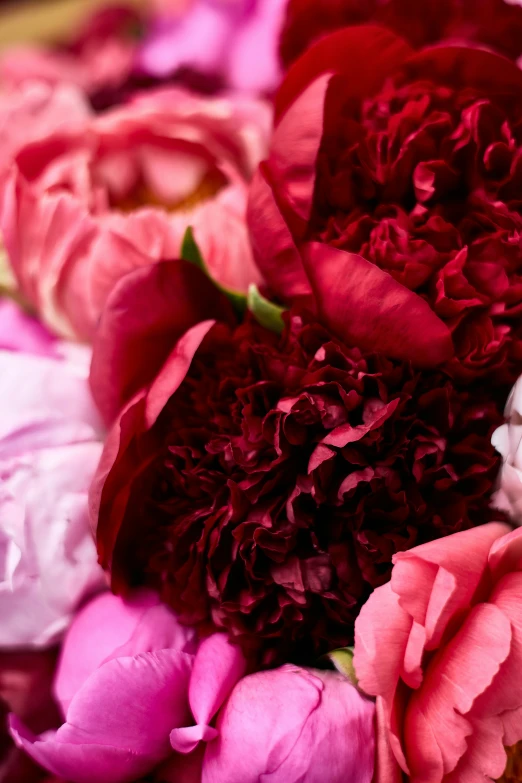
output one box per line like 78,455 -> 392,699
92,261 -> 501,664
248,28 -> 522,387
280,0 -> 522,68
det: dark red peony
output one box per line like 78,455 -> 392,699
280,0 -> 522,68
90,260 -> 501,664
249,28 -> 522,389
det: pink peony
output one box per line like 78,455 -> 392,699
198,664 -> 375,783
492,376 -> 522,524
0,81 -> 89,180
0,302 -> 104,648
354,522 -> 522,783
10,591 -> 199,783
1,87 -> 270,339
136,0 -> 287,95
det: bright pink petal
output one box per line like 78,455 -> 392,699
54,591 -> 197,715
171,634 -> 246,754
12,649 -> 193,783
0,300 -> 58,357
302,242 -> 454,368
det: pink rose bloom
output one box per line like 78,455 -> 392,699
10,591 -> 199,783
0,301 -> 104,648
0,81 -> 89,181
1,87 -> 270,340
492,376 -> 522,524
194,664 -> 375,783
137,0 -> 288,94
354,522 -> 522,783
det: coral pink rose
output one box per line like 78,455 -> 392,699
10,591 -> 199,783
0,81 -> 89,182
1,87 -> 270,339
354,522 -> 522,783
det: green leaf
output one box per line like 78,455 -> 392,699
180,226 -> 206,271
326,647 -> 358,686
180,226 -> 247,317
247,284 -> 286,333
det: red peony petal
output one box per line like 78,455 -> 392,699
89,259 -> 236,425
402,43 -> 522,101
302,242 -> 454,368
274,25 -> 413,122
270,74 -> 332,228
247,165 -> 313,304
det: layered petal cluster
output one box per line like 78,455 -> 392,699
1,86 -> 270,339
91,260 -> 501,663
354,522 -> 522,783
280,0 -> 522,67
11,591 -> 199,783
0,301 -> 104,648
136,0 -> 288,95
248,28 -> 522,387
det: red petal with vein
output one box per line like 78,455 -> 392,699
302,242 -> 454,368
247,165 -> 313,304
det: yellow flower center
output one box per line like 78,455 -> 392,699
115,169 -> 227,214
498,743 -> 522,783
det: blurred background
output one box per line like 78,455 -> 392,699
0,0 -> 145,48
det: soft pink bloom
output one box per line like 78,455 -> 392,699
137,0 -> 287,94
10,591 -> 199,783
198,664 -> 375,783
1,87 -> 270,339
0,81 -> 89,179
0,304 -> 104,647
354,522 -> 522,783
492,376 -> 522,523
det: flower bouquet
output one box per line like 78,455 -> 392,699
2,1 -> 522,782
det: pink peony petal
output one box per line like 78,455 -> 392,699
170,633 -> 246,754
11,649 -> 194,783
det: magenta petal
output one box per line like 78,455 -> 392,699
170,724 -> 218,754
171,634 -> 245,754
12,650 -> 194,783
302,242 -> 454,368
10,717 -> 146,783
